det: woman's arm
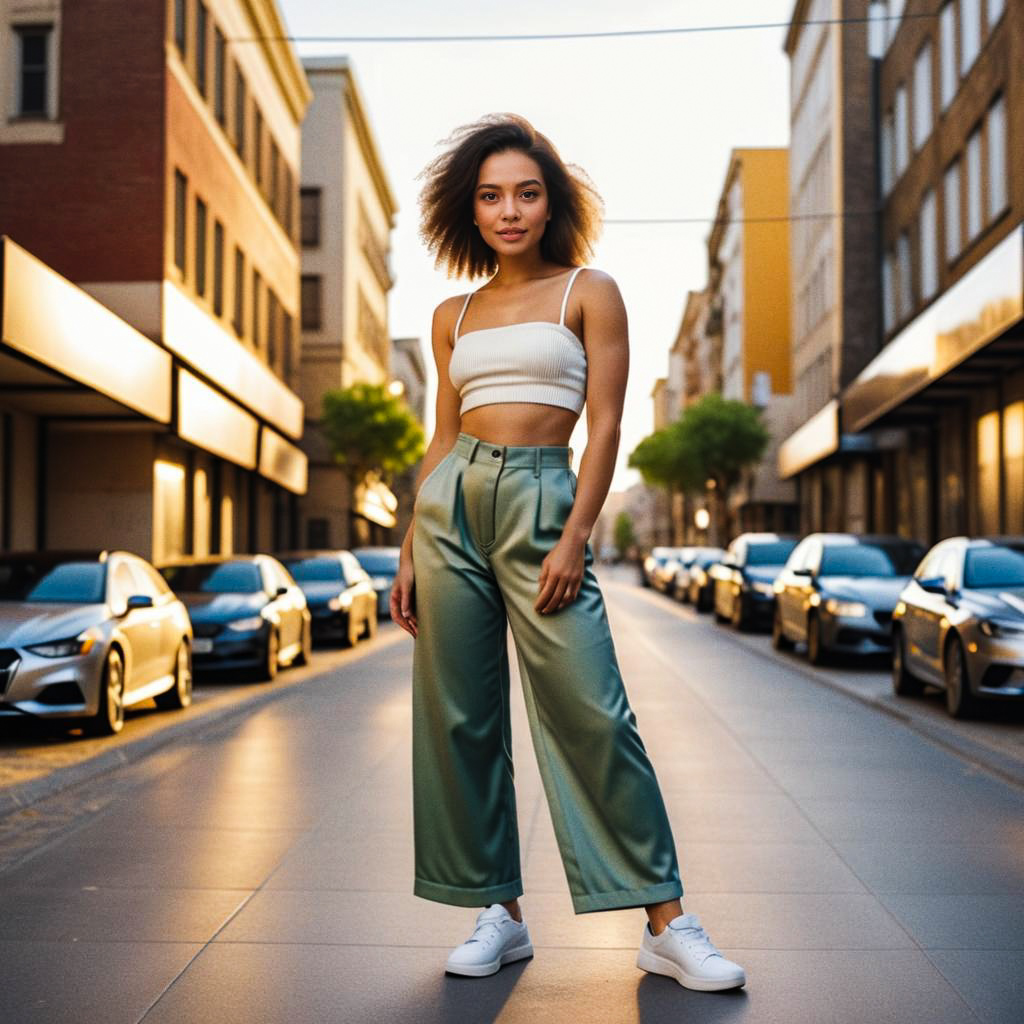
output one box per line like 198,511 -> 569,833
392,295 -> 466,636
535,269 -> 629,613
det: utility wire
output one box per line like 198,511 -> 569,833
604,210 -> 877,225
231,11 -> 937,45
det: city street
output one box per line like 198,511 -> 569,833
1,565 -> 1023,1024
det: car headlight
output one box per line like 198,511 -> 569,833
26,627 -> 102,658
693,569 -> 706,583
327,593 -> 353,611
226,615 -> 266,632
825,599 -> 869,618
371,576 -> 390,588
751,581 -> 775,596
979,618 -> 1024,638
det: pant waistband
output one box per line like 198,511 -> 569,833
453,431 -> 572,469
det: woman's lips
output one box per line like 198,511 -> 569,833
498,230 -> 525,240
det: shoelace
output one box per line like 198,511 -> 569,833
464,918 -> 515,945
669,922 -> 720,961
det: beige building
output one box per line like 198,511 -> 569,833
298,56 -> 399,549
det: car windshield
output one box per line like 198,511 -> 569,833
964,545 -> 1024,589
353,552 -> 399,574
282,557 -> 344,583
161,562 -> 263,594
694,550 -> 725,568
746,541 -> 797,566
0,560 -> 106,603
820,543 -> 923,577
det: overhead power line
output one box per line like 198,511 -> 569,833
231,11 -> 938,45
604,209 -> 878,226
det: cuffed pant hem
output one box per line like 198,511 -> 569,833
414,875 -> 524,908
571,879 -> 684,914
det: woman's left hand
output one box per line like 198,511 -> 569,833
535,534 -> 585,614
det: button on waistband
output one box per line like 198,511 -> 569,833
491,448 -> 501,457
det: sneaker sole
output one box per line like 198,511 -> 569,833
636,948 -> 746,991
445,940 -> 534,978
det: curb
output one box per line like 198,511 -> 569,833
0,629 -> 405,821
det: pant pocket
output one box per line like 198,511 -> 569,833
537,467 -> 576,534
414,451 -> 454,512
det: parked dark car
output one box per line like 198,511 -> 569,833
642,547 -> 690,590
671,547 -> 724,603
772,533 -> 926,664
0,550 -> 193,735
711,533 -> 799,630
892,536 -> 1024,718
278,551 -> 377,647
159,556 -> 311,681
351,546 -> 400,619
686,548 -> 726,611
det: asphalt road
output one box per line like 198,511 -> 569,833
1,565 -> 1022,1024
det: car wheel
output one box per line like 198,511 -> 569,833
944,635 -> 977,719
260,629 -> 280,682
806,614 -> 829,666
891,626 -> 923,697
772,606 -> 794,651
155,641 -> 193,710
294,617 -> 313,667
86,648 -> 126,736
731,592 -> 747,631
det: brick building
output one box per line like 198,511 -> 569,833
0,0 -> 311,559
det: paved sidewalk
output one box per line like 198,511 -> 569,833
1,566 -> 1022,1023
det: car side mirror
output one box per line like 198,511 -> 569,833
792,567 -> 813,577
125,594 -> 154,611
918,576 -> 947,595
275,586 -> 289,597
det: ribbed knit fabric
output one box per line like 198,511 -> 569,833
448,267 -> 588,415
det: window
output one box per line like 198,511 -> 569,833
283,166 -> 294,237
301,275 -> 323,330
195,2 -> 208,96
174,169 -> 187,274
912,44 -> 932,151
232,247 -> 245,336
270,140 -> 280,215
195,196 -> 208,297
253,107 -> 264,186
987,94 -> 1007,220
896,230 -> 913,320
919,188 -> 938,301
268,290 -> 281,367
880,113 -> 895,196
939,3 -> 956,110
944,159 -> 961,262
960,0 -> 981,75
966,125 -> 982,241
234,66 -> 246,158
300,188 -> 322,246
174,0 -> 187,56
15,25 -> 52,117
212,220 -> 225,316
252,268 -> 262,350
894,84 -> 909,178
283,312 -> 294,379
882,250 -> 896,334
213,26 -> 226,125
987,0 -> 1005,27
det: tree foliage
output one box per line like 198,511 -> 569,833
613,510 -> 636,558
320,382 -> 425,485
675,392 -> 770,492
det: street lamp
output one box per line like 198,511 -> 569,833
694,508 -> 710,531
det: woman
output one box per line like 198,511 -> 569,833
390,113 -> 745,993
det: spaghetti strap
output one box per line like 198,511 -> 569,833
453,290 -> 474,342
559,266 -> 586,326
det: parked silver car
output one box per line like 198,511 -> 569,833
892,537 -> 1024,718
772,533 -> 925,664
0,550 -> 193,735
351,546 -> 401,619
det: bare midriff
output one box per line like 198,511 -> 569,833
459,402 -> 580,447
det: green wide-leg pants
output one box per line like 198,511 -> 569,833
411,430 -> 683,914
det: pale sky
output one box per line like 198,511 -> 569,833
280,1 -> 793,490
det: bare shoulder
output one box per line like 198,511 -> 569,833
575,268 -> 627,327
432,292 -> 472,349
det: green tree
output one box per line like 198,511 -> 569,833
320,382 -> 425,496
613,510 -> 636,561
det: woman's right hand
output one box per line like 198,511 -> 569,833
390,549 -> 418,638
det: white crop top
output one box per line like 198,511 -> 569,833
448,266 -> 588,415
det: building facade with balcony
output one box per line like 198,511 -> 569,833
0,0 -> 311,560
298,56 -> 398,550
785,0 -> 1022,545
778,0 -> 881,533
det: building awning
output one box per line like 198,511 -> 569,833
778,399 -> 839,479
843,224 -> 1024,435
177,369 -> 259,469
0,235 -> 172,422
259,427 -> 308,494
354,476 -> 397,528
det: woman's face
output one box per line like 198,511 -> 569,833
473,149 -> 551,254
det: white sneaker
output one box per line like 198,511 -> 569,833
445,904 -> 534,977
636,911 -> 746,991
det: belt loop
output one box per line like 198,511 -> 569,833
467,437 -> 481,463
533,447 -> 541,477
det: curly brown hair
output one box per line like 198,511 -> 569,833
416,113 -> 604,280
